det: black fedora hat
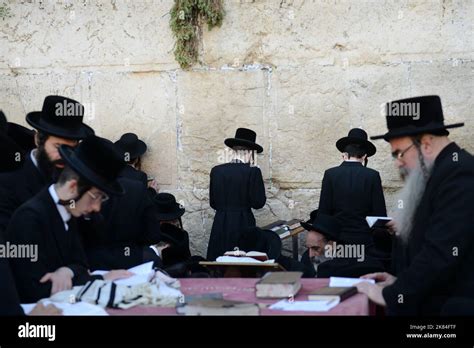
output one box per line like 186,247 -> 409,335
151,192 -> 185,221
301,213 -> 341,242
371,95 -> 464,141
224,127 -> 263,153
59,136 -> 125,195
1,110 -> 35,152
114,133 -> 147,160
238,227 -> 282,260
336,128 -> 376,157
26,95 -> 94,140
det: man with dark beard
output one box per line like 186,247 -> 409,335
356,95 -> 474,315
0,95 -> 94,233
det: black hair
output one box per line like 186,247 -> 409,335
57,165 -> 92,198
343,143 -> 367,159
36,131 -> 50,147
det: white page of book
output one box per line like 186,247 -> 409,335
269,299 -> 340,312
329,277 -> 375,287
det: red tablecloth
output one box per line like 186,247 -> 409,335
107,278 -> 373,316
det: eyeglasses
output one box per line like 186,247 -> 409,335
87,190 -> 109,203
391,143 -> 416,160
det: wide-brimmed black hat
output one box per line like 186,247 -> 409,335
26,95 -> 94,140
114,133 -> 147,160
371,95 -> 464,141
336,128 -> 376,157
151,192 -> 185,221
224,127 -> 263,153
301,213 -> 341,242
59,136 -> 125,195
238,227 -> 282,260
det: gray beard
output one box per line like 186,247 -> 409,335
393,157 -> 434,244
311,254 -> 332,272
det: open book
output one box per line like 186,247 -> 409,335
223,250 -> 269,261
366,216 -> 392,228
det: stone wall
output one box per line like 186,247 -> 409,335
1,0 -> 472,256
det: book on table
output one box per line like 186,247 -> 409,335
307,286 -> 357,302
223,250 -> 269,261
176,297 -> 260,316
255,271 -> 303,298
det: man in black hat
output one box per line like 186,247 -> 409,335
207,127 -> 266,261
6,136 -> 132,302
318,128 -> 387,249
357,95 -> 474,315
301,213 -> 384,278
151,192 -> 208,277
0,96 -> 94,233
114,132 -> 150,186
0,110 -> 35,174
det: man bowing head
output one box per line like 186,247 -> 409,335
7,136 -> 132,303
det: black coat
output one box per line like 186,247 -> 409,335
0,258 -> 24,315
0,151 -> 50,233
207,162 -> 266,261
318,161 -> 387,246
79,178 -> 161,270
383,143 -> 474,315
6,188 -> 99,303
119,165 -> 148,186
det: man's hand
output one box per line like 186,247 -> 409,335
103,270 -> 134,281
355,282 -> 387,307
386,220 -> 397,235
28,302 -> 63,316
361,272 -> 397,287
40,267 -> 74,295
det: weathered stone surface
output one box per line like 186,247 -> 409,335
0,0 -> 472,257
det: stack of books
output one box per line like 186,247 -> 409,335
260,219 -> 303,239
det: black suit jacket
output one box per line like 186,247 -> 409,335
207,162 -> 266,261
383,143 -> 474,315
0,258 -> 24,315
79,178 -> 161,270
318,161 -> 387,245
6,188 -> 98,303
0,151 -> 49,233
119,165 -> 148,186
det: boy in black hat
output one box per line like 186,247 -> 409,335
0,95 -> 94,232
6,136 -> 132,302
357,95 -> 474,315
318,128 -> 387,249
207,128 -> 266,261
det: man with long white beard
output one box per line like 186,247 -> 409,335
356,95 -> 474,315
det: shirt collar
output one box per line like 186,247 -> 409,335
30,149 -> 39,168
48,184 -> 72,231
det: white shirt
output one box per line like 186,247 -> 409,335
48,184 -> 72,231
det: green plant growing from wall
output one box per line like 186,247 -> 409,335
0,3 -> 12,20
170,0 -> 225,69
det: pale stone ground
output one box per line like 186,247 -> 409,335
1,0 -> 472,256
